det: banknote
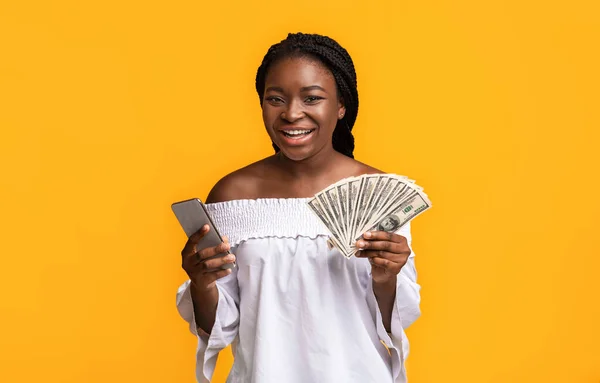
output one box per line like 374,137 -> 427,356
307,197 -> 351,257
347,177 -> 364,248
308,173 -> 431,258
352,175 -> 379,241
335,182 -> 349,245
357,191 -> 431,244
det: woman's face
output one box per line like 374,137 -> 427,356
262,57 -> 345,161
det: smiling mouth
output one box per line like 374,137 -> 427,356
281,129 -> 316,138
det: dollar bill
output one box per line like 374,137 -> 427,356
356,176 -> 395,238
367,191 -> 431,235
317,192 -> 347,253
335,182 -> 349,246
352,175 -> 379,242
323,186 -> 345,247
361,187 -> 419,233
347,177 -> 364,248
368,179 -> 416,222
307,173 -> 432,259
355,175 -> 385,235
307,197 -> 351,257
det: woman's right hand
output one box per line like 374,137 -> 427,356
181,224 -> 236,292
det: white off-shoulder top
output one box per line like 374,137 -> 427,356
176,198 -> 421,383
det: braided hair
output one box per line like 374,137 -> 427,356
255,33 -> 359,158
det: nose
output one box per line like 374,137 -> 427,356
281,99 -> 304,122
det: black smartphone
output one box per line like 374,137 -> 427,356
171,198 -> 235,270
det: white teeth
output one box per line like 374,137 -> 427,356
284,129 -> 312,136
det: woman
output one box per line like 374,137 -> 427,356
176,32 -> 421,383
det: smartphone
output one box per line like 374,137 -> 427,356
171,198 -> 235,270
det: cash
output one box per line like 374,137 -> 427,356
307,174 -> 432,258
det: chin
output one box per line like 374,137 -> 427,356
277,146 -> 314,162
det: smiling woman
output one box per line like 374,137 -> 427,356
256,32 -> 358,160
261,58 -> 345,160
175,33 -> 421,383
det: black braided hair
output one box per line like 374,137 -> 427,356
255,33 -> 359,158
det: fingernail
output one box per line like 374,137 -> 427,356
363,232 -> 372,238
203,224 -> 209,231
224,254 -> 234,261
356,240 -> 366,248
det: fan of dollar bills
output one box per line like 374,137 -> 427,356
307,174 -> 432,258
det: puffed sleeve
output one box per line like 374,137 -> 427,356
176,264 -> 240,383
365,222 -> 421,383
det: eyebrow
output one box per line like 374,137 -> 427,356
265,85 -> 328,93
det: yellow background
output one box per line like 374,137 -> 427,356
1,0 -> 599,382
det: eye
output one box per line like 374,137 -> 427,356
305,96 -> 324,104
265,96 -> 284,105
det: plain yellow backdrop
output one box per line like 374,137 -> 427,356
1,0 -> 599,382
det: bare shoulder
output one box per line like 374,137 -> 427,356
205,158 -> 271,203
205,170 -> 252,204
350,158 -> 385,176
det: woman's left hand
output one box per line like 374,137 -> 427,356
355,231 -> 411,284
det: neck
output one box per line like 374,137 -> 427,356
275,144 -> 344,180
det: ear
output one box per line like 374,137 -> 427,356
337,98 -> 346,120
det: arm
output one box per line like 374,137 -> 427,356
358,223 -> 421,383
183,175 -> 244,333
357,222 -> 421,330
190,281 -> 220,334
180,225 -> 237,332
373,277 -> 397,332
177,225 -> 239,382
176,263 -> 240,383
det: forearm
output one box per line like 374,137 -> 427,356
373,276 -> 397,332
190,282 -> 220,334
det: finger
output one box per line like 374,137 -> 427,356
195,241 -> 231,262
181,224 -> 210,257
189,224 -> 211,245
355,240 -> 403,253
363,231 -> 406,244
182,241 -> 230,271
222,236 -> 229,244
202,267 -> 234,284
212,267 -> 233,280
357,249 -> 395,259
370,256 -> 403,274
356,249 -> 410,264
201,253 -> 236,271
